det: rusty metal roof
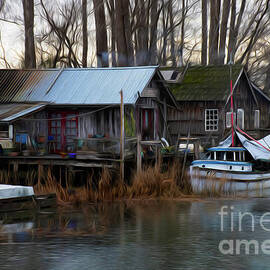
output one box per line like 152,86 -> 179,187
0,69 -> 62,103
0,66 -> 158,105
0,103 -> 46,122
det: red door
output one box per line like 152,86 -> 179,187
49,112 -> 78,152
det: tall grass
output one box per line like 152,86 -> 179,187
129,163 -> 185,198
0,161 -> 194,205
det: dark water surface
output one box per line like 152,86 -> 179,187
1,198 -> 270,270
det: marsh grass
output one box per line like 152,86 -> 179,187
129,163 -> 186,198
0,161 -> 194,205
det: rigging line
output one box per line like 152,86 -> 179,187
236,126 -> 270,152
20,105 -> 115,122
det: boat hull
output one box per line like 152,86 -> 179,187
190,166 -> 270,193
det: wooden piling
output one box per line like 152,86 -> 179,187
120,90 -> 125,181
137,134 -> 142,173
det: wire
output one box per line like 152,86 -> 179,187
237,126 -> 270,152
20,105 -> 115,122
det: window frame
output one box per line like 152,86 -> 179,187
254,110 -> 260,129
205,109 -> 219,132
48,111 -> 78,152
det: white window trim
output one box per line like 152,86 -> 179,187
237,108 -> 244,129
254,110 -> 260,129
205,109 -> 219,132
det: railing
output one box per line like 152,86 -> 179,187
74,137 -> 137,159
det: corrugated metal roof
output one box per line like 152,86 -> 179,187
0,69 -> 61,103
0,66 -> 158,105
0,103 -> 46,122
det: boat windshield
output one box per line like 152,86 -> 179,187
202,150 -> 247,161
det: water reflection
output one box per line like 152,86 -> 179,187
1,200 -> 270,269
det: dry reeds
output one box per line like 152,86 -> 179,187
129,162 -> 191,198
0,160 -> 195,205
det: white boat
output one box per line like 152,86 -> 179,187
190,130 -> 270,193
0,184 -> 34,200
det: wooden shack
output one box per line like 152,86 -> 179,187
162,65 -> 270,147
0,66 -> 177,171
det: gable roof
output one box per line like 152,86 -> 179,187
0,66 -> 161,105
162,65 -> 244,101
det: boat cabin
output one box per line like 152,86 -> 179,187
192,147 -> 253,172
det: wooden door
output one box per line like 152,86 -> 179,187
141,108 -> 154,140
49,112 -> 78,151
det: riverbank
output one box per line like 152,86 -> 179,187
0,160 -> 261,206
31,162 -> 196,205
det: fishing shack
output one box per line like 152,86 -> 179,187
161,65 -> 270,147
0,66 -> 177,179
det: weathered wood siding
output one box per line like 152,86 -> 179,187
15,111 -> 48,138
79,107 -> 121,138
168,101 -> 225,145
225,74 -> 270,138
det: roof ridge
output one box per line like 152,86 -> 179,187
0,66 -> 159,72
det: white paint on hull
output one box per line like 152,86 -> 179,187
0,184 -> 34,199
190,166 -> 270,193
191,160 -> 252,172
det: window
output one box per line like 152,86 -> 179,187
0,124 -> 9,138
237,109 -> 244,129
226,152 -> 234,161
205,109 -> 219,131
254,110 -> 260,129
216,151 -> 225,160
49,112 -> 78,151
226,112 -> 236,128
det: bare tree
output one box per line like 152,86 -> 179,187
93,0 -> 108,67
82,0 -> 88,67
106,0 -> 117,66
218,0 -> 230,64
208,0 -> 221,64
179,0 -> 186,67
134,0 -> 149,65
149,0 -> 159,65
39,0 -> 81,67
227,0 -> 246,63
22,0 -> 36,68
168,0 -> 176,66
201,0 -> 207,65
238,0 -> 270,64
115,0 -> 134,66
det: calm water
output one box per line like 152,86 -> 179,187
1,198 -> 270,270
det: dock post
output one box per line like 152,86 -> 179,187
137,135 -> 142,173
38,163 -> 44,185
120,90 -> 125,182
194,141 -> 199,159
155,145 -> 160,169
13,161 -> 19,183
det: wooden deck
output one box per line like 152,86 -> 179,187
0,154 -> 119,168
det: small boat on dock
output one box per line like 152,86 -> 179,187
190,130 -> 270,193
0,184 -> 34,200
0,184 -> 56,212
